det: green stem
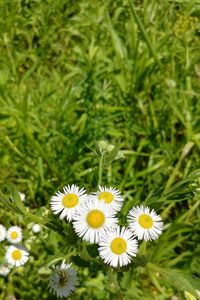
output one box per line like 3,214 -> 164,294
136,241 -> 149,267
108,268 -> 124,300
141,240 -> 147,255
161,141 -> 194,219
129,0 -> 162,70
98,155 -> 103,186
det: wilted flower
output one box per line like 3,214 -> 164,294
49,261 -> 78,298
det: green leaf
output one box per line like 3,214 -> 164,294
106,11 -> 127,60
73,255 -> 89,268
86,244 -> 99,258
81,245 -> 91,261
10,184 -> 26,215
0,191 -> 22,215
147,263 -> 200,297
103,144 -> 121,167
46,256 -> 66,267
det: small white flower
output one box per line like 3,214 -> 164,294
127,205 -> 163,241
0,265 -> 11,276
7,226 -> 23,244
73,199 -> 118,244
0,224 -> 6,242
49,261 -> 78,298
50,184 -> 87,221
32,224 -> 41,233
184,291 -> 197,300
196,290 -> 200,297
5,245 -> 29,267
98,226 -> 138,268
19,192 -> 26,202
92,186 -> 124,213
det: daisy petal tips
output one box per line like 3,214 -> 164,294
73,198 -> 118,244
50,184 -> 87,221
0,224 -> 6,242
93,186 -> 124,213
98,226 -> 138,268
127,205 -> 163,241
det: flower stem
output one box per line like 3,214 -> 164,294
98,154 -> 103,186
141,240 -> 147,255
108,268 -> 124,300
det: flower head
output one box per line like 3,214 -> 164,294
184,291 -> 197,300
7,226 -> 23,244
50,185 -> 87,221
0,224 -> 6,242
73,199 -> 118,243
49,261 -> 78,298
5,245 -> 29,267
127,205 -> 163,241
92,186 -> 124,213
32,224 -> 41,233
98,226 -> 138,267
0,265 -> 11,276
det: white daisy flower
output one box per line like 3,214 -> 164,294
49,261 -> 78,298
92,186 -> 124,213
0,265 -> 11,276
7,226 -> 23,244
32,224 -> 41,233
98,226 -> 138,268
73,199 -> 118,244
50,184 -> 87,221
184,291 -> 197,300
5,245 -> 29,267
0,224 -> 6,242
127,205 -> 163,241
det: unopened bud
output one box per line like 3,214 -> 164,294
38,267 -> 51,280
96,140 -> 108,155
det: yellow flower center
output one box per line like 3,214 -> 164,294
12,249 -> 22,261
10,231 -> 18,240
111,237 -> 127,255
138,214 -> 153,229
86,210 -> 105,228
62,193 -> 78,208
98,191 -> 114,204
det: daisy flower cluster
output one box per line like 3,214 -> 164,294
0,223 -> 29,271
50,184 -> 163,272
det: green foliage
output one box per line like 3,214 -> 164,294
0,0 -> 200,299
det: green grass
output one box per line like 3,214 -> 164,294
0,0 -> 200,299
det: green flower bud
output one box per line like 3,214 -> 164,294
38,267 -> 52,280
96,140 -> 108,155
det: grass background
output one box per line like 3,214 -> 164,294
0,0 -> 200,299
